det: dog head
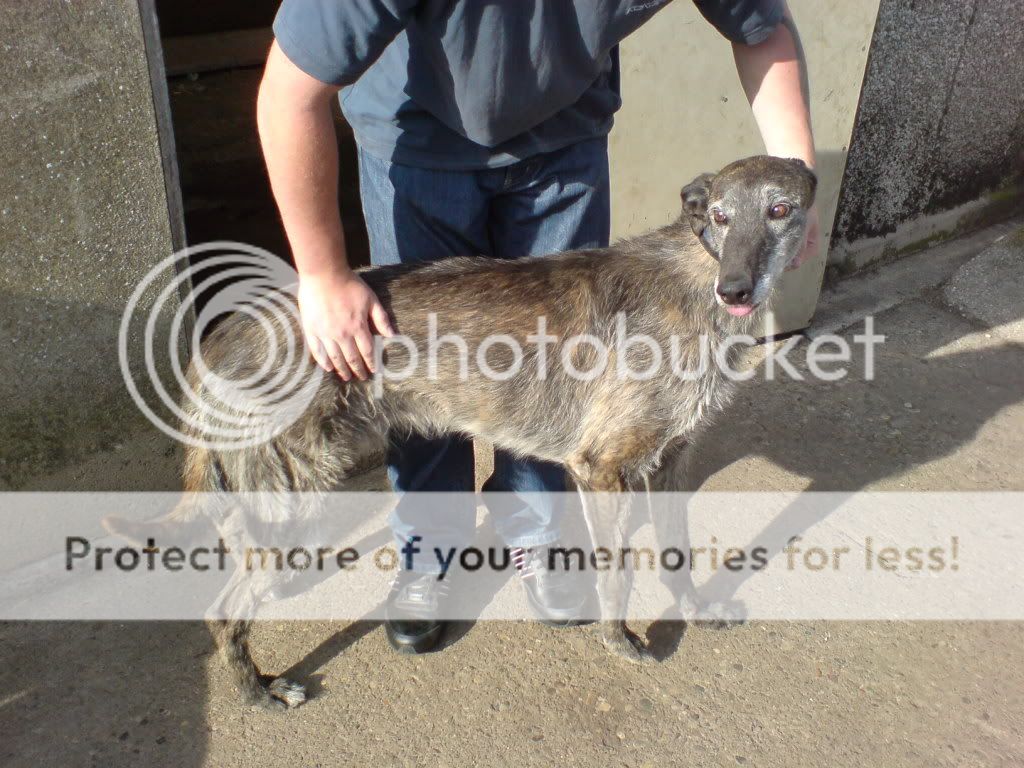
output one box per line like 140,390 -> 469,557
681,156 -> 817,317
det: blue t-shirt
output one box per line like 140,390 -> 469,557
273,0 -> 783,170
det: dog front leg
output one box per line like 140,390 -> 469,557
648,441 -> 745,625
648,440 -> 702,615
572,460 -> 652,664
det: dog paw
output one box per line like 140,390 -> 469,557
603,625 -> 654,665
267,677 -> 307,709
246,675 -> 307,711
680,595 -> 747,628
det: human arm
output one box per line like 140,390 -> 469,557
258,0 -> 416,380
728,2 -> 819,268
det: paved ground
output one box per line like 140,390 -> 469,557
2,223 -> 1024,766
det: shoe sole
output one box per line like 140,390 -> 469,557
538,616 -> 594,628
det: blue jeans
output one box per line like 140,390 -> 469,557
357,139 -> 610,569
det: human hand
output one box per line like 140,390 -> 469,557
787,202 -> 820,271
297,269 -> 395,381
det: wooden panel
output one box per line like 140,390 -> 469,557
163,27 -> 274,76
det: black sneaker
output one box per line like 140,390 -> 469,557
385,570 -> 450,654
512,545 -> 588,627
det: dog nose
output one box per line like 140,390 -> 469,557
717,277 -> 753,306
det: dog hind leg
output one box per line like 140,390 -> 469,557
205,558 -> 307,710
208,392 -> 387,709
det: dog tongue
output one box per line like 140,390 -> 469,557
726,305 -> 754,317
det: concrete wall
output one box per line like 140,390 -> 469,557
0,0 -> 181,488
610,0 -> 880,336
829,0 -> 1024,271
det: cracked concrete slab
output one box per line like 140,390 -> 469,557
809,217 -> 1022,338
945,225 -> 1024,341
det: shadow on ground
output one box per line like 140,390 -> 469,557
680,293 -> 1024,606
0,621 -> 212,766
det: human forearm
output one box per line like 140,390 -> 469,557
731,4 -> 815,167
257,42 -> 350,279
732,4 -> 818,267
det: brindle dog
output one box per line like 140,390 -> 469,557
107,155 -> 816,709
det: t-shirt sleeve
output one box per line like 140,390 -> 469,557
692,0 -> 785,45
273,0 -> 420,86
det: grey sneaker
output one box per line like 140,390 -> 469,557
512,545 -> 589,627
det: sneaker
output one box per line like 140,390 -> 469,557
384,570 -> 450,654
512,545 -> 588,627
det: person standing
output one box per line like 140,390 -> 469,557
257,0 -> 819,653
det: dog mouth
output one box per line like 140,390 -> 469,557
724,304 -> 756,317
712,281 -> 759,317
712,272 -> 775,318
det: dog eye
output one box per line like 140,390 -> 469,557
712,209 -> 728,225
769,203 -> 791,219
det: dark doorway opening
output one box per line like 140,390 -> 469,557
153,0 -> 370,320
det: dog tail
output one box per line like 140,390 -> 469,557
101,496 -> 210,548
103,446 -> 225,547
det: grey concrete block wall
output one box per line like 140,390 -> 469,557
830,0 -> 1024,270
0,0 -> 181,488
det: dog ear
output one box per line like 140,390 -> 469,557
680,173 -> 715,240
785,158 -> 818,205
